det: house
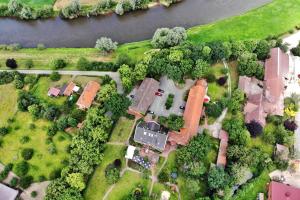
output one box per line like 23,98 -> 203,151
0,183 -> 18,200
76,81 -> 100,109
216,130 -> 229,167
47,87 -> 60,97
128,78 -> 160,117
134,121 -> 168,151
61,81 -> 80,96
275,144 -> 289,160
244,93 -> 267,126
263,48 -> 289,116
268,181 -> 300,200
168,79 -> 207,146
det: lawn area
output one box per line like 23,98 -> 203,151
73,76 -> 101,87
207,63 -> 228,101
106,171 -> 151,200
248,136 -> 274,156
0,0 -> 55,8
30,75 -> 71,106
0,111 -> 71,181
110,117 -> 135,143
233,170 -> 270,200
0,48 -> 110,70
152,182 -> 177,200
84,144 -> 126,200
188,0 -> 300,42
0,83 -> 18,127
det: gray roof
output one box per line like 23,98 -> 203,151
134,121 -> 168,151
129,78 -> 160,114
0,183 -> 18,200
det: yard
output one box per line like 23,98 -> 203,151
0,83 -> 17,127
0,111 -> 71,181
0,0 -> 55,8
207,63 -> 228,102
84,144 -> 126,200
110,117 -> 135,143
73,75 -> 101,87
30,75 -> 71,106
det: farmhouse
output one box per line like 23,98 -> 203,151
168,79 -> 207,145
268,181 -> 300,200
134,121 -> 168,151
47,87 -> 60,97
128,78 -> 160,117
0,183 -> 18,200
60,81 -> 80,96
76,81 -> 100,109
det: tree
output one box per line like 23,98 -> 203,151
8,0 -> 22,15
6,58 -> 18,69
19,175 -> 33,189
230,164 -> 251,185
284,120 -> 298,131
205,101 -> 224,118
97,83 -> 117,102
208,166 -> 230,191
105,164 -> 120,184
14,161 -> 29,177
77,57 -> 90,70
217,76 -> 227,86
0,127 -> 9,136
237,52 -> 264,80
134,63 -> 148,81
21,148 -> 34,160
254,40 -> 270,60
50,71 -> 61,81
151,27 -> 187,48
28,104 -> 40,119
104,93 -> 131,119
95,37 -> 118,53
66,173 -> 86,191
60,0 -> 80,19
52,59 -> 67,69
166,114 -> 184,131
192,59 -> 209,79
115,2 -> 124,15
246,120 -> 263,137
118,64 -> 134,92
20,6 -> 34,20
228,89 -> 245,113
25,59 -> 33,69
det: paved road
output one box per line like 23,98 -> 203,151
0,69 -> 123,93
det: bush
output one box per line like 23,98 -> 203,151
37,43 -> 46,50
95,37 -> 118,53
31,191 -> 38,198
105,164 -> 120,184
217,76 -> 228,86
38,175 -> 46,182
6,58 -> 18,68
284,120 -> 298,131
50,71 -> 61,81
151,27 -> 187,48
49,168 -> 61,180
0,127 -> 9,136
25,59 -> 34,69
205,101 -> 224,118
19,175 -> 33,188
14,161 -> 29,177
158,170 -> 169,183
10,177 -> 19,187
21,148 -> 34,160
246,120 -> 263,137
52,58 -> 67,69
20,135 -> 30,144
204,73 -> 216,83
60,0 -> 81,19
165,94 -> 174,110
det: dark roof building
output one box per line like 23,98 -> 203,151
134,121 -> 168,151
0,183 -> 18,200
128,78 -> 160,117
268,181 -> 300,200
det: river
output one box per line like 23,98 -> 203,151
0,0 -> 271,48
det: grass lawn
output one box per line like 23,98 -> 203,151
110,117 -> 135,143
248,136 -> 274,156
73,76 -> 101,87
84,144 -> 126,200
152,182 -> 177,199
0,0 -> 55,8
0,83 -> 18,127
0,48 -> 109,70
233,170 -> 270,200
106,171 -> 151,200
30,75 -> 71,106
0,111 -> 71,181
207,63 -> 228,101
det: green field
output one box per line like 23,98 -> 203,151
0,111 -> 71,181
0,0 -> 55,8
30,75 -> 71,106
0,83 -> 18,127
84,144 -> 126,200
110,117 -> 135,143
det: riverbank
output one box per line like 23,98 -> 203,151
0,0 -> 299,69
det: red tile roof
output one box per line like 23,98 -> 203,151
48,87 -> 60,97
168,80 -> 207,145
63,82 -> 76,96
268,181 -> 300,200
217,130 -> 228,167
76,81 -> 100,109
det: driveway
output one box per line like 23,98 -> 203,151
0,69 -> 123,93
149,76 -> 195,117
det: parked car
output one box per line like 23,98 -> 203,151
179,106 -> 185,110
147,110 -> 154,114
155,92 -> 162,96
158,89 -> 165,93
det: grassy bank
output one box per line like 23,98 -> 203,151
0,0 -> 55,8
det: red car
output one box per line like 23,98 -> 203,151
155,92 -> 162,96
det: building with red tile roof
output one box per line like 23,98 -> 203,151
76,81 -> 100,109
48,87 -> 60,97
268,181 -> 300,200
216,130 -> 229,167
63,81 -> 76,96
168,79 -> 207,146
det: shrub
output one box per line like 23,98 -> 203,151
76,57 -> 90,70
95,37 -> 118,53
105,164 -> 120,184
19,175 -> 33,189
48,143 -> 57,154
151,27 -> 187,48
10,177 -> 19,187
20,135 -> 30,144
14,161 -> 29,177
0,127 -> 9,136
284,120 -> 298,131
60,0 -> 80,19
204,73 -> 216,83
52,58 -> 67,69
25,59 -> 34,69
246,120 -> 263,137
205,101 -> 224,118
165,94 -> 174,110
50,71 -> 61,81
158,170 -> 169,183
49,168 -> 61,180
6,58 -> 18,69
217,76 -> 228,86
21,148 -> 34,160
38,175 -> 46,182
31,191 -> 38,198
